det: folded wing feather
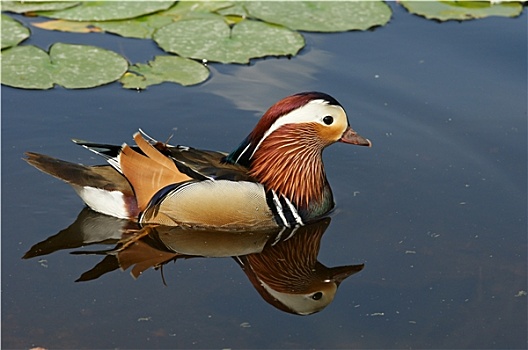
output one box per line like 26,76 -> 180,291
119,133 -> 193,212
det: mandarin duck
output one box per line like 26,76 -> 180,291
25,92 -> 371,230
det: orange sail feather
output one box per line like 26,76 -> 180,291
119,133 -> 192,211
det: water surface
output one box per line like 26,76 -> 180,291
2,4 -> 527,349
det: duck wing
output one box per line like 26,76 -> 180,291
74,132 -> 253,182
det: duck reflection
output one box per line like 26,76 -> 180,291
24,208 -> 364,315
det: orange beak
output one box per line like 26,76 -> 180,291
339,126 -> 372,147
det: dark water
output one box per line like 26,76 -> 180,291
2,4 -> 527,349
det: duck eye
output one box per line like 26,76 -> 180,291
311,292 -> 323,300
322,116 -> 334,125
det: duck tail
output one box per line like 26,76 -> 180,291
24,152 -> 138,219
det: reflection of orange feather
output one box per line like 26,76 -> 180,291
117,238 -> 178,279
119,133 -> 192,211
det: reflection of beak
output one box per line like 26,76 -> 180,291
330,264 -> 365,285
339,126 -> 372,147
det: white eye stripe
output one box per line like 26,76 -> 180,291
250,100 -> 346,159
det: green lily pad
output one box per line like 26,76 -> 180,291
27,2 -> 227,39
70,1 -> 232,39
399,0 -> 524,21
244,1 -> 392,32
1,43 -> 128,89
153,17 -> 305,64
216,3 -> 249,18
36,1 -> 176,21
94,14 -> 174,39
120,55 -> 210,89
1,14 -> 30,49
1,1 -> 80,14
51,43 -> 128,88
162,1 -> 237,19
1,46 -> 53,89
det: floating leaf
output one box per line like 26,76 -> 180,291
245,1 -> 392,32
216,3 -> 249,18
162,1 -> 237,20
1,1 -> 80,14
1,14 -> 30,49
1,46 -> 53,89
120,55 -> 209,89
94,14 -> 174,39
32,19 -> 103,33
399,0 -> 524,21
155,1 -> 238,27
1,43 -> 128,89
26,2 -> 226,39
154,17 -> 305,64
36,1 -> 176,21
50,43 -> 128,88
28,15 -> 173,39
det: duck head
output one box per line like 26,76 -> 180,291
225,92 -> 370,216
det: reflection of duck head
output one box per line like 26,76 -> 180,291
23,208 -> 364,315
236,218 -> 364,315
